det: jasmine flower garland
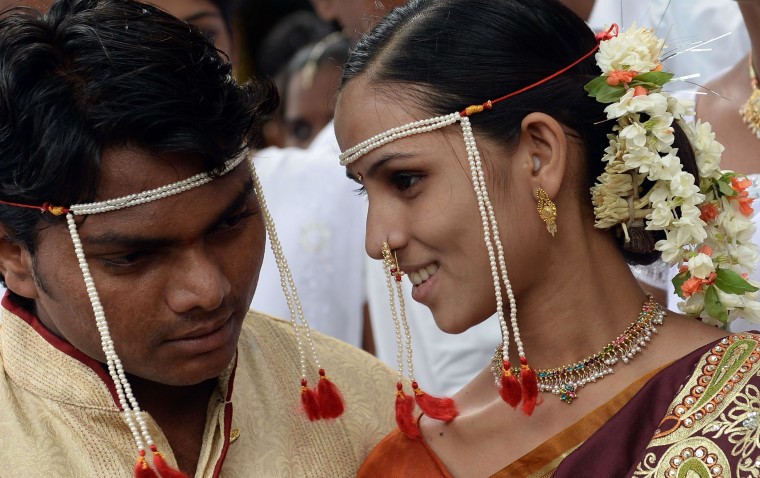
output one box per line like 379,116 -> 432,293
586,25 -> 760,326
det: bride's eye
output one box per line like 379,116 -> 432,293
390,171 -> 423,192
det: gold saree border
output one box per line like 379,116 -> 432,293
492,365 -> 667,478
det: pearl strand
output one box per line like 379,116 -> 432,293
249,159 -> 321,374
395,271 -> 415,382
339,113 -> 460,166
461,117 -> 513,362
66,213 -> 152,451
70,154 -> 245,216
382,246 -> 407,384
463,119 -> 524,358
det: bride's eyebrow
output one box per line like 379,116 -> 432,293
364,151 -> 418,179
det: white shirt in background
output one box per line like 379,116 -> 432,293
252,124 -> 366,348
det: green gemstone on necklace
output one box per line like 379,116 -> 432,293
560,384 -> 577,404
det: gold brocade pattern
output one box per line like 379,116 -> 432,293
633,333 -> 760,478
0,306 -> 397,477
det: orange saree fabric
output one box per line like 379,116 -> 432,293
358,367 -> 661,478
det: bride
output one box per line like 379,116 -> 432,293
334,0 -> 760,475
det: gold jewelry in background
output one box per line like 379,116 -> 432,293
740,54 -> 760,139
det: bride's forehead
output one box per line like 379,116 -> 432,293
336,83 -> 430,149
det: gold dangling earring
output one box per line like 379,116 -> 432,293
535,187 -> 557,236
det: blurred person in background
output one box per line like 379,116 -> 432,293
281,32 -> 350,148
255,10 -> 336,148
149,0 -> 238,67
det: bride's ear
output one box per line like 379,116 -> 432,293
513,112 -> 568,199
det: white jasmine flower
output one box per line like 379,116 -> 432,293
645,114 -> 674,147
717,198 -> 755,237
595,25 -> 664,74
604,89 -> 637,119
668,96 -> 694,120
604,91 -> 669,119
620,122 -> 648,148
672,204 -> 707,244
688,253 -> 714,279
655,233 -> 686,263
646,151 -> 682,181
602,138 -> 622,163
729,244 -> 759,272
687,120 -> 724,179
639,93 -> 670,116
678,294 -> 704,316
622,146 -> 657,173
669,171 -> 700,198
647,201 -> 673,230
589,24 -> 758,327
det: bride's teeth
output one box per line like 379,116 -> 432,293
410,264 -> 437,286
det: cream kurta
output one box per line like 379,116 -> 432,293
0,297 -> 396,477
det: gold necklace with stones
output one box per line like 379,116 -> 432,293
490,295 -> 665,404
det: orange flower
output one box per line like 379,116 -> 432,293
681,277 -> 703,297
681,272 -> 717,297
606,69 -> 636,86
633,85 -> 649,97
699,203 -> 720,222
731,176 -> 752,194
735,196 -> 755,217
699,245 -> 713,256
727,177 -> 755,216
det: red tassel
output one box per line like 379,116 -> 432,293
151,446 -> 189,478
301,378 -> 321,421
411,381 -> 458,422
520,357 -> 539,416
134,452 -> 159,478
150,445 -> 187,478
395,382 -> 420,439
316,369 -> 345,419
499,360 -> 522,408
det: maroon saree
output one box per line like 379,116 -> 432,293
358,333 -> 760,477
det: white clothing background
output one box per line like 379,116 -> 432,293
252,124 -> 366,348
